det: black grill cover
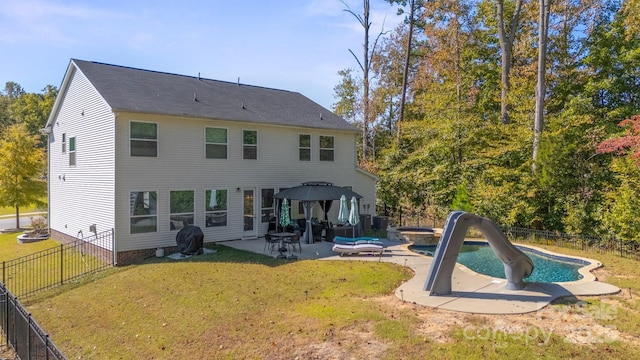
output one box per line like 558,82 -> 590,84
176,226 -> 204,255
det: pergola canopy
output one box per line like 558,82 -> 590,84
274,181 -> 363,201
274,182 -> 363,243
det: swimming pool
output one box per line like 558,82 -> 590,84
409,241 -> 591,282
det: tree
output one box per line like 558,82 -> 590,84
343,0 -> 386,164
532,0 -> 551,172
0,123 -> 47,229
496,0 -> 524,125
0,82 -> 25,129
597,115 -> 640,165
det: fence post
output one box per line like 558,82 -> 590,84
2,261 -> 4,285
60,244 -> 64,287
620,237 -> 623,257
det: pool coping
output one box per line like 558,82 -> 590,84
397,241 -> 620,314
411,240 -> 601,284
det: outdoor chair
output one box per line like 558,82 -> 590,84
264,233 -> 279,253
311,224 -> 323,243
284,234 -> 301,254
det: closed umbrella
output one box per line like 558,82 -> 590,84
280,198 -> 290,232
338,195 -> 349,223
348,196 -> 360,237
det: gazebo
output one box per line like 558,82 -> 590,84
274,181 -> 363,243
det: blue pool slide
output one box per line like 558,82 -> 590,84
424,211 -> 534,295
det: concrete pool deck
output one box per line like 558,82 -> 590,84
218,237 -> 620,315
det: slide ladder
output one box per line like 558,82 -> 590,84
424,211 -> 534,295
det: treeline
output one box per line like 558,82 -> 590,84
0,82 -> 56,227
0,82 -> 57,145
333,0 -> 640,239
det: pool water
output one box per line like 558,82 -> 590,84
410,242 -> 588,282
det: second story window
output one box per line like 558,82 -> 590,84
130,121 -> 158,157
205,127 -> 228,159
69,136 -> 76,166
299,134 -> 311,161
319,135 -> 334,161
243,130 -> 257,160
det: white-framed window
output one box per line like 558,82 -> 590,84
205,127 -> 227,159
205,189 -> 228,227
319,135 -> 334,161
62,133 -> 66,153
243,129 -> 257,160
69,136 -> 76,166
299,134 -> 311,161
261,188 -> 274,223
170,190 -> 195,231
130,191 -> 157,234
130,121 -> 158,157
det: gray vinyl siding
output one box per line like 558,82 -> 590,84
48,68 -> 116,249
113,112 -> 375,252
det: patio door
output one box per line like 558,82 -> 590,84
243,188 -> 257,238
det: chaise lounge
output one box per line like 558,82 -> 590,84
332,236 -> 384,256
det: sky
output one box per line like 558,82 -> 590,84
0,0 -> 404,110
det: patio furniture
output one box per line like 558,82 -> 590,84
332,236 -> 384,256
284,233 -> 301,254
263,233 -> 279,253
311,224 -> 323,243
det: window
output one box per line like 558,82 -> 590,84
130,191 -> 157,234
130,121 -> 158,157
170,190 -> 195,231
69,136 -> 76,166
205,189 -> 228,227
261,188 -> 274,223
319,135 -> 334,161
62,133 -> 66,153
205,127 -> 227,159
299,134 -> 311,161
243,130 -> 257,160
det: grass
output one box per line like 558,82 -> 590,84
0,231 -> 58,261
0,202 -> 46,217
15,240 -> 640,359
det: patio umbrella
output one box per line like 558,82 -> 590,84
280,198 -> 290,232
338,195 -> 349,223
348,196 -> 360,237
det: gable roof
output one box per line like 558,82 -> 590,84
48,59 -> 357,132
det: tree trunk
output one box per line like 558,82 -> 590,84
15,204 -> 20,229
533,0 -> 551,173
362,0 -> 371,162
397,0 -> 415,144
497,0 -> 523,125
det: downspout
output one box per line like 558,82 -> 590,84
39,126 -> 53,237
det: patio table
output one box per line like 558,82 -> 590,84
270,232 -> 296,258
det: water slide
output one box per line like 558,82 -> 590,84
424,211 -> 534,295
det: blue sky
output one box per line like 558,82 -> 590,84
0,0 -> 403,109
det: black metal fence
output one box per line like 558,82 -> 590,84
2,229 -> 114,300
503,227 -> 640,261
0,283 -> 66,359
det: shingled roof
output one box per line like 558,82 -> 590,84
69,59 -> 356,131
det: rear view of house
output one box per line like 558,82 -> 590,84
44,59 -> 377,264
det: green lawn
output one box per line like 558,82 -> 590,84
14,241 -> 640,359
0,203 -> 46,217
0,231 -> 58,261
